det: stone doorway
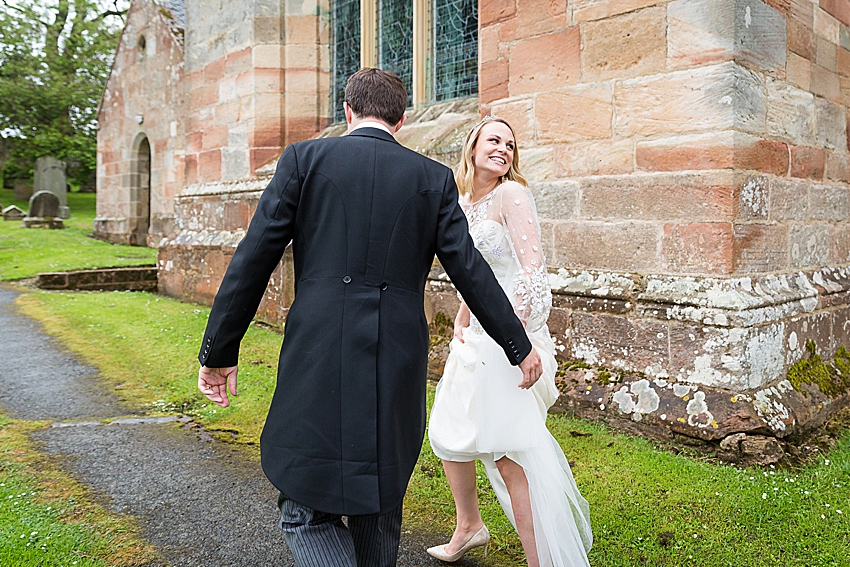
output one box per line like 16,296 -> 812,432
129,135 -> 151,246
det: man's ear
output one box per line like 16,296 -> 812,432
344,102 -> 353,124
392,114 -> 407,134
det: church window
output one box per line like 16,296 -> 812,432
331,0 -> 478,122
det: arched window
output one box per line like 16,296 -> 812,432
331,0 -> 478,122
130,135 -> 151,246
137,35 -> 147,62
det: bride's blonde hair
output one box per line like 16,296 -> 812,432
456,116 -> 528,197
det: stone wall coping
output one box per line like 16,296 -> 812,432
163,228 -> 246,248
178,177 -> 272,198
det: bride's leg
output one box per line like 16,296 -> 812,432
442,460 -> 485,553
495,457 -> 540,567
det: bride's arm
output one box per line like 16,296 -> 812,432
498,183 -> 551,333
453,301 -> 470,343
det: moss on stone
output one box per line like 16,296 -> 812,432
787,341 -> 850,399
597,369 -> 612,385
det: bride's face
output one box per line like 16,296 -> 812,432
472,122 -> 515,180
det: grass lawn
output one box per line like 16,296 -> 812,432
0,188 -> 157,280
16,289 -> 850,567
0,413 -> 155,567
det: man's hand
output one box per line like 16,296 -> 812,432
517,348 -> 542,389
198,365 -> 239,407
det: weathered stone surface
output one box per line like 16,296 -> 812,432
580,6 -> 666,82
737,175 -> 770,221
554,139 -> 634,177
570,0 -> 666,23
787,51 -> 811,90
636,131 -> 789,175
667,0 -> 787,71
34,156 -> 68,216
509,28 -> 581,96
570,311 -> 669,372
809,183 -> 849,220
770,178 -> 809,220
790,146 -> 826,179
531,181 -> 579,220
615,62 -> 766,138
480,0 -> 516,26
514,0 -> 567,39
535,82 -> 613,144
811,63 -> 842,101
766,78 -> 816,145
27,190 -> 60,218
552,221 -> 660,271
790,224 -> 831,268
830,223 -> 850,262
815,96 -> 848,149
580,172 -> 736,221
733,224 -> 789,273
36,266 -> 158,292
661,222 -> 735,274
489,98 -> 535,146
825,150 -> 850,182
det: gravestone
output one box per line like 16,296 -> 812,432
22,191 -> 63,229
34,156 -> 69,218
2,205 -> 25,221
13,179 -> 33,200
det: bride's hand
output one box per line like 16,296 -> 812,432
453,304 -> 470,343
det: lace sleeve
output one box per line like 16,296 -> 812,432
497,182 -> 551,332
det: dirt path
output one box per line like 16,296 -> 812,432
0,287 -> 477,567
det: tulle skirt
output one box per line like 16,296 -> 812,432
429,325 -> 593,567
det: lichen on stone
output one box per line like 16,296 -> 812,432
787,340 -> 850,398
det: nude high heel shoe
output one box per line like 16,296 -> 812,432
426,524 -> 490,562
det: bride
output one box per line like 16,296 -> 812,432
426,116 -> 593,567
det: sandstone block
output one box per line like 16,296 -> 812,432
535,82 -> 612,144
842,22 -> 850,49
531,180 -> 579,220
830,223 -> 850,262
738,176 -> 770,221
251,148 -> 281,173
790,146 -> 826,179
825,150 -> 850,182
515,0 -> 567,39
771,178 -> 810,221
817,36 -> 839,72
571,0 -> 665,23
569,311 -> 669,372
667,0 -> 787,72
733,224 -> 789,273
766,78 -> 816,145
787,52 -> 811,91
816,97 -> 848,149
253,68 -> 284,93
581,6 -> 666,82
580,171 -> 736,221
788,17 -> 816,59
252,44 -> 281,68
811,64 -> 842,101
838,47 -> 850,78
202,125 -> 228,151
815,5 -> 842,42
221,147 -> 249,181
480,59 -> 509,104
553,220 -> 660,271
820,0 -> 850,26
809,183 -> 849,220
790,224 -> 831,268
489,98 -> 535,145
479,24 -> 500,63
615,62 -> 766,138
662,222 -> 734,274
199,149 -> 222,183
636,131 -> 789,175
480,0 -> 516,26
509,28 -> 580,96
204,58 -> 226,85
520,147 -> 556,181
555,139 -> 634,177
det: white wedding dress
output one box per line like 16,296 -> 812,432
429,181 -> 593,567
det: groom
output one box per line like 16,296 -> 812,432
197,68 -> 542,566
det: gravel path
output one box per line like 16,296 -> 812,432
0,287 -> 481,567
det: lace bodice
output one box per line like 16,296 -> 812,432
460,181 -> 551,332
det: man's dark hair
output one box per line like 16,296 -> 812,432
344,68 -> 408,126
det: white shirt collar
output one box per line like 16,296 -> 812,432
351,120 -> 393,135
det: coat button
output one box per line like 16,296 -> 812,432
343,275 -> 351,283
380,282 -> 388,290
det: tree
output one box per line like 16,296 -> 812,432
0,0 -> 128,187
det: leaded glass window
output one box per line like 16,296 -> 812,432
434,0 -> 477,101
333,0 -> 361,123
378,0 -> 414,107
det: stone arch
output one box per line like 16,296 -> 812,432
129,133 -> 151,246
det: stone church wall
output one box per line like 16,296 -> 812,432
96,0 -> 185,245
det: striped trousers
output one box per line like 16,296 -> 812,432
278,493 -> 402,567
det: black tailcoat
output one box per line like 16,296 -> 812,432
199,128 -> 532,516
